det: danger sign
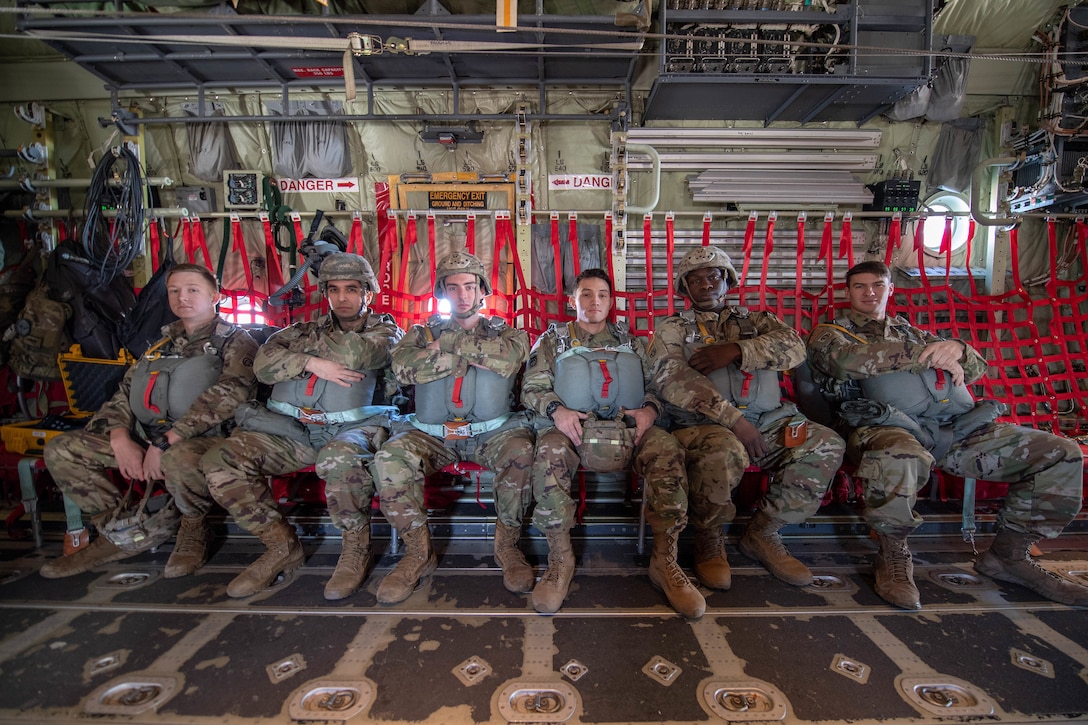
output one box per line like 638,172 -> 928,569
272,177 -> 359,193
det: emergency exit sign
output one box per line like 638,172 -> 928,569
428,190 -> 487,209
272,177 -> 359,193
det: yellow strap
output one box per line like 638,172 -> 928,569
142,336 -> 172,361
814,322 -> 870,345
567,321 -> 582,348
696,320 -> 715,344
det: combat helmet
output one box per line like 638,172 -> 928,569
433,251 -> 492,298
674,246 -> 739,297
318,252 -> 380,295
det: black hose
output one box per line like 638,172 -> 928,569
81,146 -> 146,283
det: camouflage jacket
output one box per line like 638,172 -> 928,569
522,320 -> 661,417
88,318 -> 257,440
648,306 -> 805,428
255,311 -> 404,388
805,309 -> 988,400
391,314 -> 529,385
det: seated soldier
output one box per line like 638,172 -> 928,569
201,253 -> 403,599
41,264 -> 257,578
807,260 -> 1088,609
523,268 -> 700,616
648,247 -> 845,591
373,251 -> 536,605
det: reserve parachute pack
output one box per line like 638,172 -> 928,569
99,481 -> 181,553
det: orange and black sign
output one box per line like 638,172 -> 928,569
428,190 -> 487,210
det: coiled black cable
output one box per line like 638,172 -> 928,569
81,145 -> 146,283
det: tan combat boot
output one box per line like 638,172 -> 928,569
40,535 -> 133,579
738,512 -> 814,587
377,524 -> 438,605
693,526 -> 731,590
226,519 -> 305,598
324,525 -> 371,601
494,521 -> 535,593
164,514 -> 211,579
532,529 -> 575,614
975,527 -> 1088,606
873,534 -> 920,610
649,525 -> 706,618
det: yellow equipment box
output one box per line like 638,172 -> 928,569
1,415 -> 87,455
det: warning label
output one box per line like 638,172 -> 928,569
428,190 -> 488,210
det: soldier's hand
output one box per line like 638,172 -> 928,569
730,416 -> 767,460
689,342 -> 742,375
919,340 -> 963,372
305,357 -> 366,388
623,406 -> 657,445
110,433 -> 147,481
943,359 -> 966,387
143,446 -> 164,482
553,406 -> 587,446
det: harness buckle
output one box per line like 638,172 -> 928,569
443,420 -> 472,440
297,407 -> 328,425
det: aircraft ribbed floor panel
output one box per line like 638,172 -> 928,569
0,531 -> 1087,725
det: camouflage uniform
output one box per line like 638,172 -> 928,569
44,318 -> 257,522
648,308 -> 844,530
806,309 -> 1084,539
523,321 -> 683,534
202,311 -> 403,532
374,315 -> 534,533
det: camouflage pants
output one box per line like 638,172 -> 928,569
850,422 -> 1085,538
202,426 -> 386,532
374,425 -> 534,532
531,425 -> 685,533
673,417 -> 844,529
43,428 -> 213,521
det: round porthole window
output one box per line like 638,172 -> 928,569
921,192 -> 971,253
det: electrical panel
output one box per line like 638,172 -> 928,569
865,179 -> 921,213
1004,125 -> 1088,213
223,170 -> 262,209
646,0 -> 935,123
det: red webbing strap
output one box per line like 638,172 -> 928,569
740,370 -> 752,397
793,213 -> 806,325
550,212 -> 563,298
940,215 -> 954,281
466,213 -> 476,255
819,212 -> 834,290
664,212 -> 675,315
258,212 -> 285,292
839,212 -> 854,268
427,212 -> 437,295
149,218 -> 162,271
759,212 -> 776,309
568,213 -> 581,277
143,371 -> 161,415
643,214 -> 655,330
738,211 -> 757,308
913,221 -> 932,292
191,216 -> 214,272
604,213 -> 618,324
495,212 -> 532,331
934,368 -> 946,392
597,358 -> 613,398
377,210 -> 398,305
347,212 -> 365,256
230,213 -> 255,294
1046,217 -> 1058,298
181,217 -> 195,263
884,213 -> 902,266
306,374 -> 318,396
964,218 -> 979,297
396,213 -> 418,296
451,376 -> 465,408
701,212 -> 712,247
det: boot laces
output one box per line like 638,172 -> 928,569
665,557 -> 692,588
174,518 -> 206,557
885,547 -> 912,583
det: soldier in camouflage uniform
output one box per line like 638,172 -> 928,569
523,268 -> 700,616
41,264 -> 257,578
373,251 -> 535,605
807,260 -> 1088,609
201,253 -> 403,599
648,247 -> 844,594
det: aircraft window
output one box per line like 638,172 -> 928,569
921,192 -> 971,254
